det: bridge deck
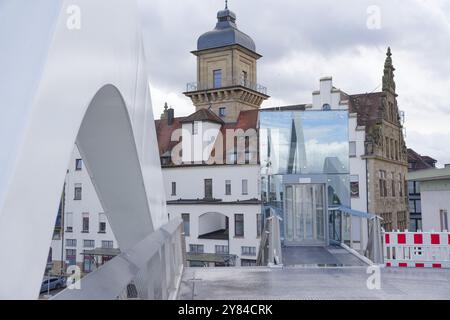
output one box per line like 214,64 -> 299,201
281,246 -> 368,267
178,267 -> 450,300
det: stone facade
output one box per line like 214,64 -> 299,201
351,48 -> 409,231
184,9 -> 269,123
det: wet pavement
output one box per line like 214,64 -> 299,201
282,246 -> 367,267
178,266 -> 450,300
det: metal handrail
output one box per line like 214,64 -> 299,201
328,206 -> 384,264
52,219 -> 185,300
256,208 -> 283,266
186,78 -> 268,95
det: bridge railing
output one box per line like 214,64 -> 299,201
257,208 -> 283,267
329,206 -> 384,264
383,231 -> 450,268
52,219 -> 185,300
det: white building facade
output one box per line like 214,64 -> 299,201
50,146 -> 118,274
408,167 -> 450,232
311,77 -> 369,214
163,165 -> 262,266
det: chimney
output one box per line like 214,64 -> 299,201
167,107 -> 175,126
160,102 -> 169,120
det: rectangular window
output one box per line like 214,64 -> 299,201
171,182 -> 176,196
66,249 -> 77,266
350,175 -> 359,198
242,179 -> 248,195
379,170 -> 387,197
385,137 -> 390,158
390,139 -> 394,159
415,182 -> 421,194
82,213 -> 89,233
241,71 -> 248,86
395,141 -> 399,160
182,213 -> 190,237
399,174 -> 403,197
391,172 -> 396,197
189,244 -> 204,254
66,212 -> 73,232
408,181 -> 415,195
257,214 -> 263,238
235,214 -> 244,237
204,179 -> 213,199
75,159 -> 83,171
349,142 -> 357,157
66,239 -> 77,247
101,241 -> 114,249
219,107 -> 226,117
397,211 -> 407,231
409,200 -> 416,213
241,246 -> 256,256
74,184 -> 82,200
83,240 -> 95,248
215,245 -> 229,254
440,210 -> 449,232
380,212 -> 393,232
225,180 -> 232,195
213,69 -> 222,88
241,259 -> 257,267
98,213 -> 106,233
416,200 -> 422,213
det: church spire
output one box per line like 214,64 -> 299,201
382,47 -> 396,94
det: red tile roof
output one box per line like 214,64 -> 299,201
347,92 -> 385,131
180,108 -> 224,124
155,109 -> 259,166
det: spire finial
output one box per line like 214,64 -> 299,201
225,0 -> 228,9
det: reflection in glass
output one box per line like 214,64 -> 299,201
260,110 -> 351,244
260,111 -> 349,175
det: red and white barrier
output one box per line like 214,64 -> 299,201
383,231 -> 450,269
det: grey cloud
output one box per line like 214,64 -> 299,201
140,0 -> 450,162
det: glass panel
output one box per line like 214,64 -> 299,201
213,70 -> 222,88
260,111 -> 349,175
295,186 -> 303,241
285,186 -> 293,241
315,185 -> 325,241
304,185 -> 313,240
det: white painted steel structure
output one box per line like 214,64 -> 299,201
0,0 -> 170,299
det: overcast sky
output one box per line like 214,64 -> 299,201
140,0 -> 450,166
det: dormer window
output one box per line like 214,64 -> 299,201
213,70 -> 222,88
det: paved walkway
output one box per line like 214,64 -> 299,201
282,246 -> 367,267
178,267 -> 450,300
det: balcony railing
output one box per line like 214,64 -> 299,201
186,78 -> 268,95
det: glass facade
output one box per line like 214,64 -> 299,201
260,110 -> 350,243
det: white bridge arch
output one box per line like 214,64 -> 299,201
0,0 -> 180,299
